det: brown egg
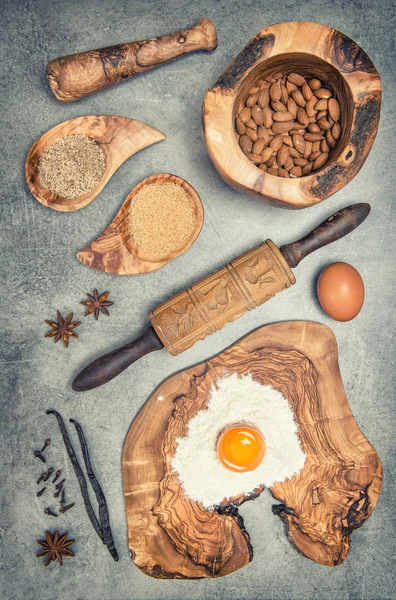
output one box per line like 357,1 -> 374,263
317,262 -> 364,322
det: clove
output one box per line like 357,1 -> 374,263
60,488 -> 66,506
54,485 -> 64,498
44,507 -> 58,517
33,451 -> 46,463
52,469 -> 61,484
36,487 -> 46,497
43,468 -> 54,482
60,503 -> 75,514
37,473 -> 46,485
55,478 -> 65,490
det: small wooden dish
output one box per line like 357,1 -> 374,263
77,173 -> 204,275
203,22 -> 381,209
25,115 -> 165,212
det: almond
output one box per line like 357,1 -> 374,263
273,111 -> 294,122
314,99 -> 328,111
262,107 -> 273,129
321,139 -> 330,153
308,79 -> 321,90
271,100 -> 288,112
252,105 -> 264,126
280,84 -> 289,104
239,135 -> 252,153
302,161 -> 314,174
288,73 -> 306,86
328,98 -> 340,122
314,88 -> 332,99
252,138 -> 266,155
278,168 -> 290,178
247,152 -> 262,164
269,81 -> 281,102
294,157 -> 308,167
317,118 -> 332,131
302,82 -> 313,101
239,107 -> 251,123
332,122 -> 341,140
286,80 -> 297,94
265,155 -> 276,167
289,146 -> 302,158
258,163 -> 267,171
287,97 -> 298,118
260,147 -> 274,163
246,92 -> 259,107
277,145 -> 289,166
246,127 -> 258,141
292,133 -> 305,154
236,118 -> 246,135
304,132 -> 323,142
267,167 -> 279,175
326,130 -> 337,148
258,89 -> 270,108
269,135 -> 284,151
291,89 -> 306,107
309,151 -> 322,161
283,135 -> 293,146
284,156 -> 295,171
257,126 -> 270,144
272,121 -> 294,134
245,118 -> 257,130
312,141 -> 321,153
313,152 -> 329,170
249,86 -> 260,94
290,166 -> 302,177
297,108 -> 310,126
316,110 -> 328,120
303,140 -> 312,161
308,123 -> 321,134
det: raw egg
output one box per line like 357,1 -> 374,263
217,424 -> 265,472
317,262 -> 364,322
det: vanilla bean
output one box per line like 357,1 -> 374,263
46,410 -> 104,543
70,418 -> 119,561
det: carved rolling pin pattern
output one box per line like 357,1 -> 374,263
47,18 -> 218,102
72,204 -> 370,391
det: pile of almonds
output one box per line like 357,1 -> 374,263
236,72 -> 341,177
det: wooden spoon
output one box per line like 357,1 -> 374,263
77,173 -> 204,275
25,115 -> 166,212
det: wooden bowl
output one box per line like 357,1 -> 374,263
25,115 -> 165,212
203,22 -> 381,209
77,173 -> 204,274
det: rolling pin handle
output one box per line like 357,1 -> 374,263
279,203 -> 371,268
72,326 -> 163,392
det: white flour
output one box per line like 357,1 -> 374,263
171,373 -> 306,508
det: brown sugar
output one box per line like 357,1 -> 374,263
39,134 -> 106,199
128,182 -> 196,261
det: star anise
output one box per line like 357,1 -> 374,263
44,311 -> 81,348
37,530 -> 75,566
81,289 -> 113,320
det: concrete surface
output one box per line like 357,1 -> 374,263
1,0 -> 395,598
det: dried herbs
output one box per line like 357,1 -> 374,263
47,409 -> 118,561
44,311 -> 81,348
81,289 -> 113,320
37,531 -> 75,566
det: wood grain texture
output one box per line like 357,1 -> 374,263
47,19 -> 218,102
122,322 -> 382,578
77,173 -> 204,274
25,115 -> 165,212
203,21 -> 381,209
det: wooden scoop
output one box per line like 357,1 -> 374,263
77,173 -> 204,274
46,18 -> 218,102
25,115 -> 165,212
73,203 -> 370,391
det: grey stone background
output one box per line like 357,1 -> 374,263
0,0 -> 395,598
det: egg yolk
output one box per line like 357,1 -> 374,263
217,425 -> 265,472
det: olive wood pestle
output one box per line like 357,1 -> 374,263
46,18 -> 218,102
72,203 -> 370,391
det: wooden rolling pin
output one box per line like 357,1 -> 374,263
46,19 -> 218,102
72,203 -> 370,391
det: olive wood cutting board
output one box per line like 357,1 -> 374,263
122,321 -> 382,578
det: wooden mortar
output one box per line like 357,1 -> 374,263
203,21 -> 381,209
47,18 -> 218,102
